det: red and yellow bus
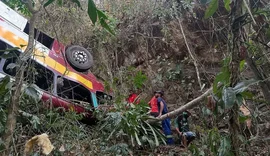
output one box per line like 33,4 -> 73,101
0,1 -> 111,119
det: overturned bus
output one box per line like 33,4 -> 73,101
0,1 -> 111,120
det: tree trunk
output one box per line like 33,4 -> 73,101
229,55 -> 241,156
2,66 -> 25,153
1,10 -> 38,155
229,0 -> 243,155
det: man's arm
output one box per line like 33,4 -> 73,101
186,110 -> 191,117
175,127 -> 181,135
158,101 -> 164,117
174,117 -> 181,135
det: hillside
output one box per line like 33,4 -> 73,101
0,0 -> 270,155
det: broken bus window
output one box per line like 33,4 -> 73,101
2,47 -> 54,92
57,76 -> 93,105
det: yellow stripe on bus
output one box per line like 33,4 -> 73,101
0,26 -> 93,90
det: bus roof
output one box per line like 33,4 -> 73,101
0,1 -> 27,31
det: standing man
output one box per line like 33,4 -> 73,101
174,110 -> 196,148
148,96 -> 159,117
154,90 -> 174,145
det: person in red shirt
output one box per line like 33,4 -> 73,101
127,93 -> 140,104
148,96 -> 159,117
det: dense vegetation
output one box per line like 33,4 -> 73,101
1,0 -> 270,155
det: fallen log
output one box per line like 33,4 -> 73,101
155,87 -> 213,121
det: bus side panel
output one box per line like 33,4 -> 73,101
41,92 -> 93,118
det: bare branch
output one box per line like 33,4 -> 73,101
177,17 -> 203,89
155,87 -> 213,121
243,0 -> 257,25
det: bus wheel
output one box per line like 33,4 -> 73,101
65,45 -> 93,72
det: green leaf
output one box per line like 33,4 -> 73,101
145,121 -> 159,146
213,68 -> 230,95
24,85 -> 39,101
31,115 -> 41,129
130,103 -> 135,108
213,58 -> 231,95
241,91 -> 254,99
222,87 -> 236,109
131,135 -> 134,146
224,0 -> 231,11
20,110 -> 41,129
202,107 -> 212,115
57,0 -> 63,6
208,128 -> 220,154
189,144 -> 201,155
100,18 -> 115,35
204,0 -> 219,19
140,123 -> 148,135
239,114 -> 249,123
0,51 -> 18,59
97,9 -> 108,20
236,94 -> 243,106
0,76 -> 10,93
233,79 -> 258,94
141,135 -> 155,148
239,60 -> 245,72
218,137 -> 232,156
88,0 -> 97,25
133,71 -> 147,89
44,0 -> 55,7
134,132 -> 142,146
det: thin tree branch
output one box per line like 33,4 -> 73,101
2,0 -> 41,154
243,0 -> 257,25
177,17 -> 202,89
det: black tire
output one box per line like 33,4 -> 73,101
65,45 -> 93,72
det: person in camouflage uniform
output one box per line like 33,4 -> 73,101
174,110 -> 196,148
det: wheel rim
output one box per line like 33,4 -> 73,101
72,50 -> 88,64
